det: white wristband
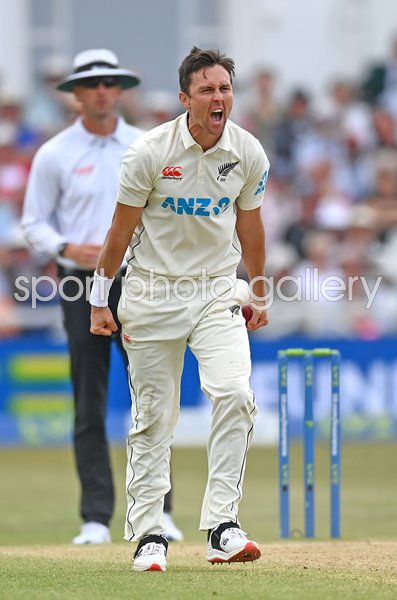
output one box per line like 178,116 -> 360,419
89,271 -> 115,307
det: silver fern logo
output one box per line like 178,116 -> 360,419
217,161 -> 239,181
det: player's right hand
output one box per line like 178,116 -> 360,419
90,306 -> 118,336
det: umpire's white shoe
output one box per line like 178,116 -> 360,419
207,522 -> 261,564
163,512 -> 184,542
133,535 -> 168,572
72,522 -> 111,545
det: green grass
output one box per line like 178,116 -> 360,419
1,542 -> 396,600
0,443 -> 396,599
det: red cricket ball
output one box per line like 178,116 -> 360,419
241,304 -> 253,325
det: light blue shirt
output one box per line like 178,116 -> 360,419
22,116 -> 143,269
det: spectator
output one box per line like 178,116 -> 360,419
360,33 -> 397,105
273,88 -> 314,179
0,88 -> 42,158
137,89 -> 181,130
240,68 -> 281,160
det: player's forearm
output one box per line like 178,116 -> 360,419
96,229 -> 129,278
95,203 -> 143,277
236,209 -> 266,304
241,240 -> 266,304
90,228 -> 131,309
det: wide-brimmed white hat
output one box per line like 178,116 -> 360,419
56,48 -> 141,92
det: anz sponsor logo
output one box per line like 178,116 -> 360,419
161,196 -> 231,217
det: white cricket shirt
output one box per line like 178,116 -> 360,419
118,112 -> 270,278
22,116 -> 143,269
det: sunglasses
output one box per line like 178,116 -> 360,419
79,76 -> 119,89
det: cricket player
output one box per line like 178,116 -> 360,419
90,46 -> 269,571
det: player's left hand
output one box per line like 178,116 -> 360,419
245,304 -> 268,331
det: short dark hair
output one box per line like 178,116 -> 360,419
178,46 -> 235,94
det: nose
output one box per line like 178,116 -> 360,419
213,88 -> 223,101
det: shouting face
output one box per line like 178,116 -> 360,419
179,64 -> 234,151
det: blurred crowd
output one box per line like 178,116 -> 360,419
2,41 -> 397,340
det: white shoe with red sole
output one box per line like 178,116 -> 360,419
207,522 -> 261,564
133,535 -> 168,572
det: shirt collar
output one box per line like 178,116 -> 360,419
180,111 -> 231,152
112,117 -> 131,143
74,115 -> 127,144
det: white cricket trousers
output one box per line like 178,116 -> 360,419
118,270 -> 257,541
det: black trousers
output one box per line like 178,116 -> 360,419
59,268 -> 172,526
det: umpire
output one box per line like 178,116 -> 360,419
21,49 -> 182,544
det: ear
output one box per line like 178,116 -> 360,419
179,91 -> 189,110
73,86 -> 83,102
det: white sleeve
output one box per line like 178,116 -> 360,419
21,147 -> 66,257
117,139 -> 156,207
236,138 -> 270,211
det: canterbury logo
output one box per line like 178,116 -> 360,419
217,161 -> 239,181
162,166 -> 182,178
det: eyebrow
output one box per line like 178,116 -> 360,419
197,82 -> 232,91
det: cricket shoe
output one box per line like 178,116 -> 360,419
133,534 -> 168,572
72,522 -> 111,544
163,512 -> 184,542
207,522 -> 261,564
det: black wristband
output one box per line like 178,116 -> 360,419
58,242 -> 69,257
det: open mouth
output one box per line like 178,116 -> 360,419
210,109 -> 223,123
